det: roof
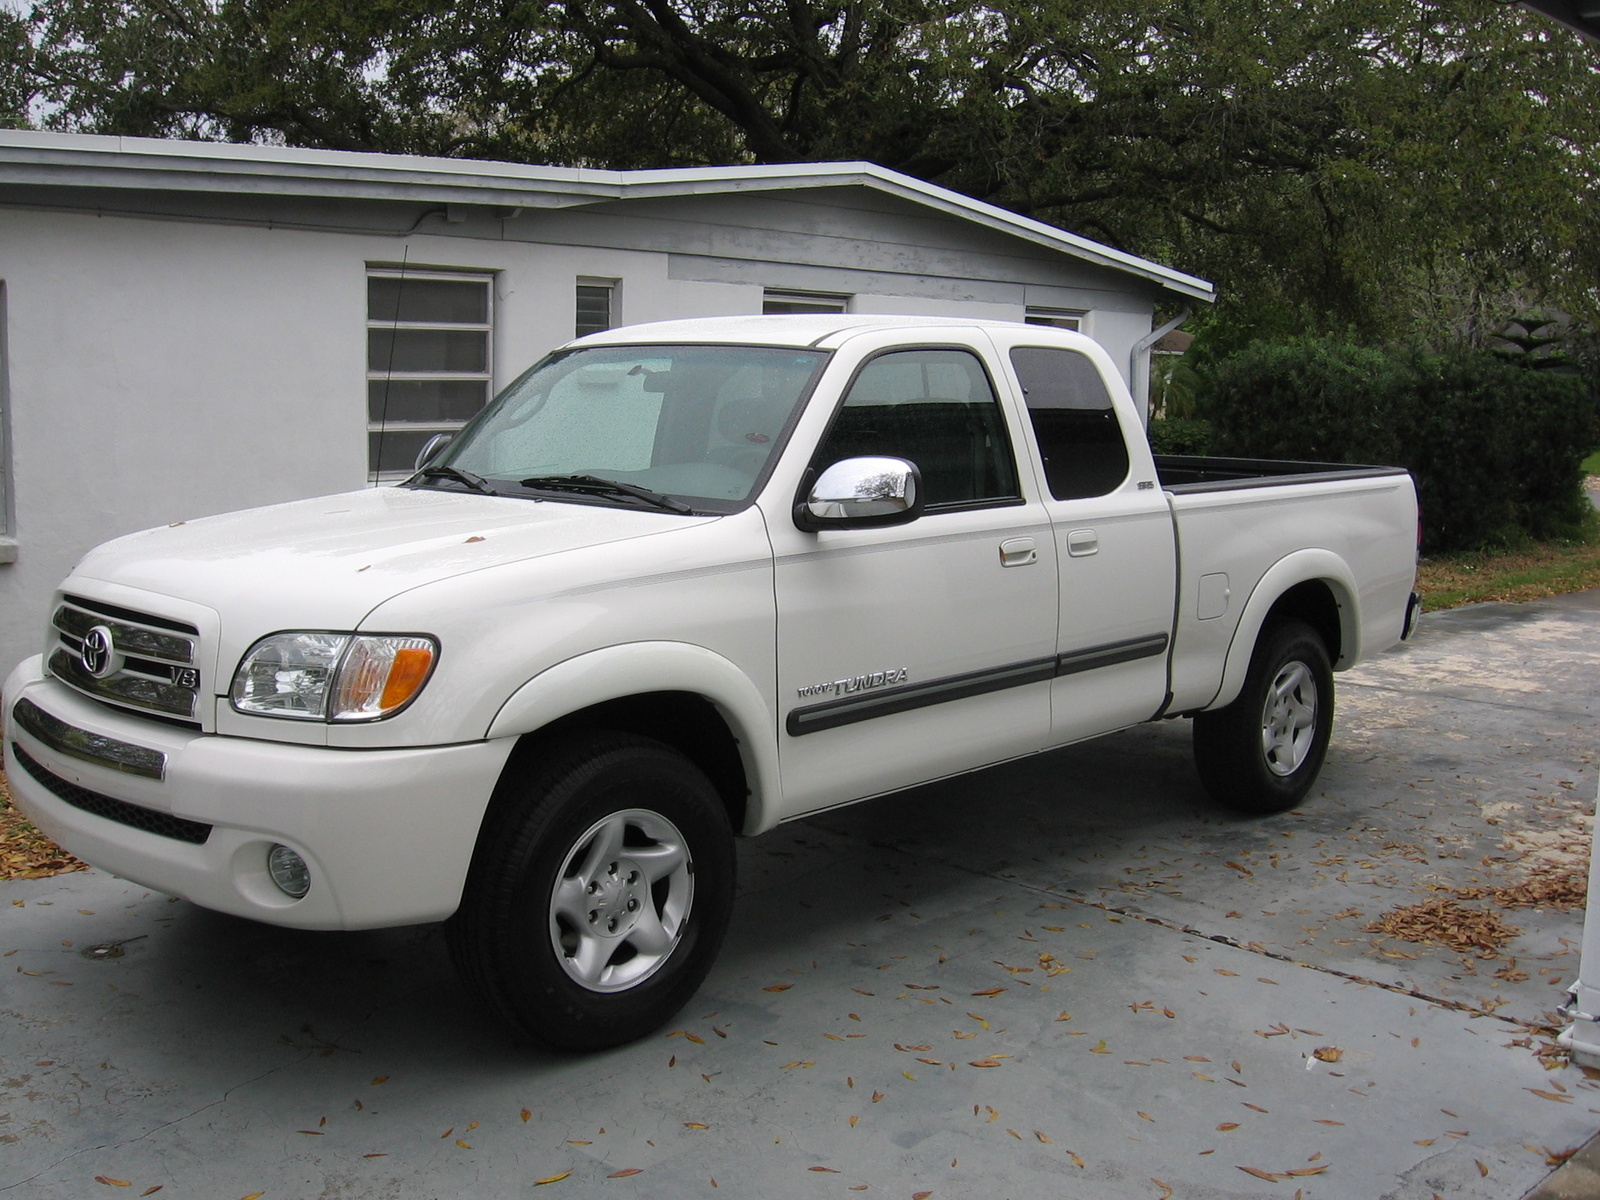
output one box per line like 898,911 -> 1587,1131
1520,1 -> 1600,41
0,129 -> 1215,303
575,312 -> 1102,350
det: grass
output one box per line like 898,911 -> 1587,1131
1418,537 -> 1600,611
1583,449 -> 1600,475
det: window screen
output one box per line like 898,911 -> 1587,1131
367,270 -> 493,477
576,281 -> 614,337
764,290 -> 849,314
1024,307 -> 1085,331
1010,347 -> 1129,500
812,348 -> 1020,509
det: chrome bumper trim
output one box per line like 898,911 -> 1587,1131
10,696 -> 168,781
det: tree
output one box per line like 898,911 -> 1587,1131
15,0 -> 1600,338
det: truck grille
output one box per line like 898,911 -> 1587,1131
49,595 -> 202,722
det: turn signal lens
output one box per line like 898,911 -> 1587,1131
329,636 -> 437,721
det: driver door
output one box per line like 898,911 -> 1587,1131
763,339 -> 1059,819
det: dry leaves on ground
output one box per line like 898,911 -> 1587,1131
1,772 -> 86,881
1455,872 -> 1587,912
1362,897 -> 1521,954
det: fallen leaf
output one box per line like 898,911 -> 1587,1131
764,984 -> 794,992
1217,1122 -> 1240,1131
913,1192 -> 932,1199
608,1169 -> 643,1178
371,1076 -> 389,1086
685,1034 -> 705,1045
849,1116 -> 859,1127
1069,1152 -> 1086,1168
970,1059 -> 1002,1068
902,1070 -> 917,1081
521,1109 -> 532,1123
1035,1131 -> 1051,1144
807,1166 -> 840,1173
140,1189 -> 163,1197
1137,1112 -> 1155,1122
534,1172 -> 571,1186
94,1180 -> 131,1188
1056,1012 -> 1072,1022
1243,1104 -> 1269,1113
363,1153 -> 388,1158
1215,969 -> 1238,976
971,987 -> 1005,997
1527,1089 -> 1573,1103
872,1091 -> 885,1102
1314,1120 -> 1344,1126
1313,1047 -> 1342,1063
1238,1166 -> 1285,1182
1154,1181 -> 1174,1200
455,1140 -> 471,1149
1287,1165 -> 1329,1177
1477,1162 -> 1490,1178
684,1122 -> 710,1130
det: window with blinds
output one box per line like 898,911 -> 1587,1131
367,269 -> 493,478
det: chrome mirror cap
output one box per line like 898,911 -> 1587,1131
414,432 -> 456,471
795,456 -> 923,531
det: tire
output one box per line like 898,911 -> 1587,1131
1193,618 -> 1333,814
447,732 -> 735,1051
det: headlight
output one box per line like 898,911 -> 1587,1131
231,633 -> 438,721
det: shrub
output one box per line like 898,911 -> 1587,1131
1147,417 -> 1214,456
1207,338 -> 1591,554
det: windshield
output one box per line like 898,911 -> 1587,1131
427,344 -> 828,511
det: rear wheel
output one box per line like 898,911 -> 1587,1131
447,732 -> 734,1051
1193,619 -> 1333,814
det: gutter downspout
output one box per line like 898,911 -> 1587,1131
1558,775 -> 1600,1067
1130,305 -> 1190,427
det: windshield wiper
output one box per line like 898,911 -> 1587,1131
409,465 -> 498,495
517,474 -> 694,515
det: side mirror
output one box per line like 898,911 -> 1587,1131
794,456 -> 923,532
414,432 -> 456,471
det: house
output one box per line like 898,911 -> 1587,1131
0,129 -> 1212,676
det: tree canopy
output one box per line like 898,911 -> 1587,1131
8,0 -> 1599,341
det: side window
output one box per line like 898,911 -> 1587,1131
1010,347 -> 1129,501
813,348 -> 1020,510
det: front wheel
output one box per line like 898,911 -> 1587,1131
447,733 -> 735,1051
1193,619 -> 1333,814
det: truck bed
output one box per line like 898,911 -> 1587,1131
1155,454 -> 1411,494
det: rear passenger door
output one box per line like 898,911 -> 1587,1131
988,332 -> 1177,745
764,338 -> 1059,818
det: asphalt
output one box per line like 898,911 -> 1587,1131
4,594 -> 1600,1200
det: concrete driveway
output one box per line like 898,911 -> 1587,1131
4,595 -> 1599,1200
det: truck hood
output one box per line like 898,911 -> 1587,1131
72,486 -> 716,633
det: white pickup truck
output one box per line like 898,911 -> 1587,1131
4,315 -> 1419,1049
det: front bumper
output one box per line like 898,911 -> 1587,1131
3,657 -> 515,930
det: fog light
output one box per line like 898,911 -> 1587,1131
267,844 -> 310,899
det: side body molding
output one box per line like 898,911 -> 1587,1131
1207,549 -> 1360,713
486,641 -> 781,836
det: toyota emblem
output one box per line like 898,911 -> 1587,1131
80,625 -> 117,679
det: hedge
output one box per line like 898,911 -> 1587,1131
1205,338 -> 1592,555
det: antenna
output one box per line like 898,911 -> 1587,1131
370,245 -> 410,485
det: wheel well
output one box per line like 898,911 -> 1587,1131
1265,580 -> 1343,665
499,692 -> 749,832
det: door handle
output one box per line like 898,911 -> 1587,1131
1067,529 -> 1099,557
999,537 -> 1037,567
